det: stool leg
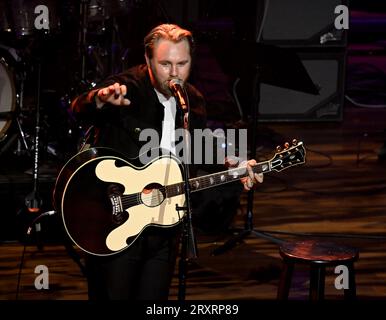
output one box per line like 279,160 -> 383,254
344,262 -> 357,300
277,261 -> 294,300
309,265 -> 325,301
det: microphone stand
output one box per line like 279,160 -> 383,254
211,66 -> 283,256
79,0 -> 90,82
24,61 -> 43,250
175,89 -> 197,301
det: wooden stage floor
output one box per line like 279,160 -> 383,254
1,104 -> 386,302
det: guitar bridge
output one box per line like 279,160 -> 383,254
110,195 -> 123,215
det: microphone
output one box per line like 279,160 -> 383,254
168,79 -> 188,112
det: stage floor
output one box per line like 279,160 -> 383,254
1,101 -> 386,301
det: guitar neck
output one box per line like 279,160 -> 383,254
166,160 -> 271,197
120,141 -> 305,204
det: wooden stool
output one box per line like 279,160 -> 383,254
277,240 -> 359,300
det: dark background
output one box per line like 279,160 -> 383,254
1,0 -> 386,240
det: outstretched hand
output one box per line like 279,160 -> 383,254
96,82 -> 131,108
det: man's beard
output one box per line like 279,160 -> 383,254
148,64 -> 171,97
148,61 -> 190,97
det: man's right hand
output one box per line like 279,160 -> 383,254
95,82 -> 131,109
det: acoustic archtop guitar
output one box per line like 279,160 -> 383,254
53,141 -> 306,256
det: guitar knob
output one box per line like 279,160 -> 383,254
292,139 -> 298,146
284,142 -> 290,149
276,145 -> 282,152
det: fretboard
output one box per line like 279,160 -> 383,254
120,161 -> 272,207
166,161 -> 271,197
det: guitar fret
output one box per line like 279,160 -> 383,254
121,143 -> 304,207
189,166 -> 247,192
166,183 -> 183,198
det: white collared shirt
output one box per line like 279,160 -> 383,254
155,89 -> 177,155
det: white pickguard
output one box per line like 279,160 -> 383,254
95,157 -> 185,252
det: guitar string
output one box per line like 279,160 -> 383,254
121,158 -> 302,208
101,145 -> 303,207
118,164 -> 266,207
121,173 -> 240,203
120,154 -> 301,206
119,174 -> 245,207
102,146 -> 301,206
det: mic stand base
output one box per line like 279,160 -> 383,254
211,228 -> 284,256
176,189 -> 197,301
176,104 -> 197,301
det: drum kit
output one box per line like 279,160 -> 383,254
0,56 -> 16,142
0,0 -> 65,161
0,0 -> 140,165
0,0 -> 144,248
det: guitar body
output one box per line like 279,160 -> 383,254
53,148 -> 185,256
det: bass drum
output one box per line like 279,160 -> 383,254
0,57 -> 16,141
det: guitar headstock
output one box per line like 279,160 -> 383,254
270,140 -> 306,172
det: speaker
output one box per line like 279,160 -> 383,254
260,0 -> 348,47
256,49 -> 346,121
193,1 -> 348,122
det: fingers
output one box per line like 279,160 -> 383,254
120,83 -> 127,97
98,87 -> 108,98
244,178 -> 253,191
113,82 -> 120,98
241,160 -> 263,191
247,159 -> 256,180
255,173 -> 264,183
97,83 -> 130,106
122,98 -> 131,106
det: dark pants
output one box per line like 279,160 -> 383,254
86,226 -> 181,300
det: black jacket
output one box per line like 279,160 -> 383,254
71,64 -> 207,160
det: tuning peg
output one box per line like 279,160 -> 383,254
284,142 -> 290,149
292,139 -> 298,146
276,145 -> 282,152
